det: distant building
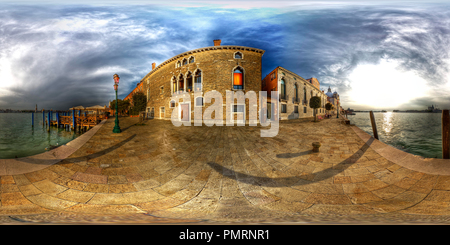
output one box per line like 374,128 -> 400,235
261,66 -> 328,120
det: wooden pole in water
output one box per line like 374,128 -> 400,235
43,110 -> 45,126
442,109 -> 450,159
47,111 -> 51,131
72,109 -> 76,131
369,111 -> 378,140
31,112 -> 34,127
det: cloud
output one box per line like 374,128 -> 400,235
278,2 -> 450,110
1,1 -> 450,111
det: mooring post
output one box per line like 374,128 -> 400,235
442,110 -> 450,159
43,110 -> 45,126
31,112 -> 34,127
47,111 -> 51,131
369,111 -> 378,140
56,112 -> 59,128
72,109 -> 76,131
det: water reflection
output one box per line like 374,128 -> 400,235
383,112 -> 393,133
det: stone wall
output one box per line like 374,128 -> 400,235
140,42 -> 265,123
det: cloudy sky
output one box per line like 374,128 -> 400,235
0,0 -> 449,111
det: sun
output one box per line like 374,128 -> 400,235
348,59 -> 429,109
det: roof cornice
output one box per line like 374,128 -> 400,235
141,45 -> 265,82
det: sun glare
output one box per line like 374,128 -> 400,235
348,59 -> 429,109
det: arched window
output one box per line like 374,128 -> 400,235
171,76 -> 177,94
233,67 -> 244,90
189,56 -> 195,63
178,74 -> 184,92
186,71 -> 193,92
176,61 -> 181,68
195,96 -> 204,107
234,52 -> 243,59
294,83 -> 298,100
303,87 -> 307,103
194,69 -> 202,91
182,58 -> 188,66
169,100 -> 176,108
280,79 -> 286,99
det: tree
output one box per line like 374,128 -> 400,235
129,92 -> 147,115
325,102 -> 333,115
110,99 -> 130,116
309,96 -> 321,122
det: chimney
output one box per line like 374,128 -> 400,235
152,62 -> 156,70
213,39 -> 221,46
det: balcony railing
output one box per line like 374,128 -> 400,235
302,100 -> 308,106
279,94 -> 288,101
293,97 -> 300,104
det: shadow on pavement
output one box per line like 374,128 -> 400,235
207,137 -> 374,187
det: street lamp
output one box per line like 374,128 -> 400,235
336,100 -> 339,118
113,74 -> 122,133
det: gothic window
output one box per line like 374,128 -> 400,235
234,52 -> 243,59
189,56 -> 195,63
233,67 -> 244,90
194,69 -> 202,91
171,76 -> 177,94
294,83 -> 298,100
178,74 -> 184,92
186,71 -> 193,92
176,61 -> 181,68
280,79 -> 286,100
182,58 -> 188,66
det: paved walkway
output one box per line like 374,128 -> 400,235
2,116 -> 450,224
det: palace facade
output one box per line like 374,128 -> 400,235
124,40 -> 335,122
261,66 -> 328,120
133,39 -> 264,124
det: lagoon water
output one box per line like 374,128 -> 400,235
0,113 -> 81,159
0,111 -> 443,160
347,112 -> 443,159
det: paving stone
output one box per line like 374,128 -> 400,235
3,117 -> 450,224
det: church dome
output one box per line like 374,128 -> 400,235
325,87 -> 334,97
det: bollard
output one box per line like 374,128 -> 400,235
31,112 -> 34,127
72,109 -> 76,131
442,110 -> 450,159
370,111 -> 378,140
47,111 -> 51,131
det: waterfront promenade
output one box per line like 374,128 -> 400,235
2,116 -> 450,224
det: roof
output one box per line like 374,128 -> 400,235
141,45 -> 265,82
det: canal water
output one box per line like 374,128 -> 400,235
347,112 -> 442,159
0,113 -> 81,159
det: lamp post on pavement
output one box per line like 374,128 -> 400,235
336,100 -> 339,118
113,74 -> 122,133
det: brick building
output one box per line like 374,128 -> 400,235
261,66 -> 328,120
138,39 -> 265,124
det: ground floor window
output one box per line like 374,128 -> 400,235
294,106 -> 298,113
195,96 -> 204,107
233,105 -> 245,112
304,107 -> 307,113
281,104 -> 287,113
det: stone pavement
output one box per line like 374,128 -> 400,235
2,116 -> 450,224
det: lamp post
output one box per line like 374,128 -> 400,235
113,74 -> 122,133
336,100 -> 339,118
